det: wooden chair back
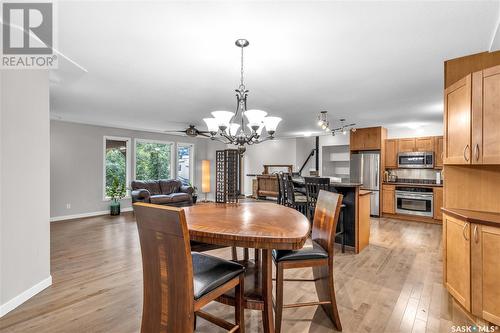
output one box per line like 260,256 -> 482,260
283,173 -> 298,205
134,202 -> 194,333
275,173 -> 282,204
304,177 -> 330,205
311,190 -> 343,256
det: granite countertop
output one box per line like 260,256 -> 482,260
442,208 -> 500,227
330,182 -> 363,187
383,181 -> 443,187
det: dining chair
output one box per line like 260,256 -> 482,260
134,202 -> 246,333
277,173 -> 288,206
283,173 -> 308,216
304,177 -> 330,219
275,173 -> 283,205
272,190 -> 343,333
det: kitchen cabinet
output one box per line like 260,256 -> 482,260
475,66 -> 500,164
433,187 -> 443,220
471,225 -> 500,325
435,136 -> 444,168
350,127 -> 384,151
382,185 -> 395,214
385,139 -> 398,168
444,74 -> 472,164
445,65 -> 500,165
443,210 -> 500,326
397,138 -> 416,152
399,137 -> 435,152
415,137 -> 435,152
443,214 -> 471,311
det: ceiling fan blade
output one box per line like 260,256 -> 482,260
198,133 -> 211,138
164,130 -> 187,133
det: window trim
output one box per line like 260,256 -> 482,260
103,136 -> 131,201
176,142 -> 195,185
133,138 -> 175,182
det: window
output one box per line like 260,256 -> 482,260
103,136 -> 131,199
135,139 -> 173,180
177,143 -> 194,185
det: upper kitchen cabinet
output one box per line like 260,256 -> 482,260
398,137 -> 435,153
445,65 -> 500,165
350,127 -> 386,151
444,74 -> 472,164
476,65 -> 500,164
415,137 -> 435,152
385,139 -> 398,168
397,138 -> 415,152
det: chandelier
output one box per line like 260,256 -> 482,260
317,111 -> 356,136
203,39 -> 282,152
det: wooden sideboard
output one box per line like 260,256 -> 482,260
253,165 -> 293,198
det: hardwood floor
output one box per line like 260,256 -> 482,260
0,212 -> 472,332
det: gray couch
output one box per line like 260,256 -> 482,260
131,179 -> 193,207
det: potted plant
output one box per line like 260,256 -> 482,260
106,176 -> 126,215
190,182 -> 198,204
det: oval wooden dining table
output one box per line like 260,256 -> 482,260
183,202 -> 310,333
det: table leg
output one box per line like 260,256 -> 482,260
261,249 -> 275,333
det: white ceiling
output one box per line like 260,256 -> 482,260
50,1 -> 500,137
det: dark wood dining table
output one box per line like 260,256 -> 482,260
183,202 -> 310,333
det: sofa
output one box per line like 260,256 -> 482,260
131,179 -> 194,207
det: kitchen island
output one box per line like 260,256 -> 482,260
293,178 -> 371,253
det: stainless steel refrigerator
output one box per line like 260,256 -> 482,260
350,151 -> 380,216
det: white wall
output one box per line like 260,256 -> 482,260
386,122 -> 443,139
0,70 -> 51,316
50,120 -> 226,219
295,136 -> 316,176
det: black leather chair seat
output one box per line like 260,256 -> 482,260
150,193 -> 190,204
192,252 -> 245,300
272,241 -> 328,262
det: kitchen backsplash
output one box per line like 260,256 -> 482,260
389,168 -> 441,180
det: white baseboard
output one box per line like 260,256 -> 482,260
0,275 -> 52,317
50,207 -> 133,222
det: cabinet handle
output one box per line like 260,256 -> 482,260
473,225 -> 479,243
474,144 -> 480,161
462,222 -> 469,241
463,145 -> 470,162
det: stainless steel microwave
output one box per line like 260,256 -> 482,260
397,152 -> 434,169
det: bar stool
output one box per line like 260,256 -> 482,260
304,177 -> 330,220
329,187 -> 346,253
272,190 -> 343,333
134,203 -> 246,333
283,173 -> 308,216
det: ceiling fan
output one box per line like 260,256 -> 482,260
164,124 -> 211,138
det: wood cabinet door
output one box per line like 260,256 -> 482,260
363,127 -> 381,150
350,130 -> 364,151
444,75 -> 472,164
415,137 -> 435,152
385,139 -> 398,168
471,224 -> 500,325
398,138 -> 416,152
444,214 -> 471,311
382,185 -> 395,214
435,136 -> 444,168
433,187 -> 443,220
481,65 -> 500,164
